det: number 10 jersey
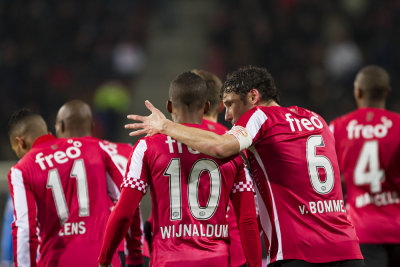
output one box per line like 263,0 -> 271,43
122,123 -> 254,267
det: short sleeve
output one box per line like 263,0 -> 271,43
226,107 -> 268,151
231,158 -> 254,194
122,139 -> 150,194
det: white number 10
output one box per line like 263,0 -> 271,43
164,158 -> 221,221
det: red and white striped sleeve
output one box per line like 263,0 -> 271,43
8,167 -> 39,267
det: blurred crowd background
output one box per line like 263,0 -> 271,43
1,0 -> 400,157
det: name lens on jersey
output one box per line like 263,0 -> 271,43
346,117 -> 392,139
285,113 -> 324,132
58,221 -> 86,236
160,223 -> 228,240
35,139 -> 82,170
355,191 -> 399,208
298,199 -> 346,215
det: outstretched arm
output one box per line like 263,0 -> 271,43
125,100 -> 241,159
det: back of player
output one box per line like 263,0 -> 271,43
9,135 -> 121,266
235,105 -> 362,265
125,124 -> 253,267
330,65 -> 400,267
331,108 -> 400,242
203,118 -> 246,267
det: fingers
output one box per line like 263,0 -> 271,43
129,129 -> 149,136
125,123 -> 145,129
145,100 -> 156,112
127,114 -> 147,121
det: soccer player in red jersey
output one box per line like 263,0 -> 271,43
98,72 -> 262,267
55,100 -> 144,267
125,66 -> 364,267
330,65 -> 400,267
7,109 -> 126,267
193,69 -> 247,267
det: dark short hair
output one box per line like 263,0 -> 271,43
191,69 -> 222,116
357,65 -> 390,101
221,65 -> 280,104
169,72 -> 208,111
8,109 -> 38,137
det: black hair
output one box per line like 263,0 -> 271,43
8,109 -> 38,137
222,65 -> 280,104
169,72 -> 208,111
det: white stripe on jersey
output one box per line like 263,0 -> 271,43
249,147 -> 283,262
10,167 -> 31,267
245,108 -> 268,140
127,140 -> 148,184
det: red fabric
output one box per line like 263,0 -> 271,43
8,135 -> 124,267
231,191 -> 262,267
98,188 -> 143,264
233,106 -> 363,264
330,107 -> 400,243
121,123 -> 257,266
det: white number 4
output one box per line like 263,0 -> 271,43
354,141 -> 385,193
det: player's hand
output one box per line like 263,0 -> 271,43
125,100 -> 167,137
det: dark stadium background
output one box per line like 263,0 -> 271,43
1,0 -> 400,261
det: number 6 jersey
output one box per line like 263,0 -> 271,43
330,107 -> 400,244
228,106 -> 363,265
8,134 -> 125,267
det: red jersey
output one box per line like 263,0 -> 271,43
123,124 -> 254,267
330,107 -> 400,243
202,118 -> 229,134
8,134 -> 124,267
202,119 -> 246,266
228,106 -> 362,264
84,137 -> 144,265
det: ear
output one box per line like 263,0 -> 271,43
249,89 -> 261,105
204,101 -> 210,115
166,100 -> 172,114
354,87 -> 362,100
15,136 -> 27,150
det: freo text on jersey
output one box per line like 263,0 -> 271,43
298,199 -> 346,215
35,139 -> 82,170
346,116 -> 392,139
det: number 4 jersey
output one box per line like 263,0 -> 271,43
330,107 -> 400,244
228,106 -> 363,264
8,134 -> 124,267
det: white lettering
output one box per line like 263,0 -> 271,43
311,116 -> 323,129
54,151 -> 68,164
346,117 -> 392,140
206,224 -> 214,237
317,201 -> 324,213
301,118 -> 314,131
183,224 -> 191,237
35,153 -> 46,170
161,225 -> 172,239
66,147 -> 80,159
309,202 -> 316,214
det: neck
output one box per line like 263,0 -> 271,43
172,109 -> 204,124
258,100 -> 280,107
203,114 -> 218,123
358,100 -> 386,109
65,129 -> 92,138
